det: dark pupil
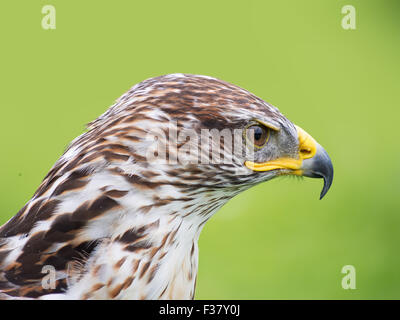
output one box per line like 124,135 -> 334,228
254,127 -> 263,141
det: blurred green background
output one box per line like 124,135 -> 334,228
0,0 -> 399,299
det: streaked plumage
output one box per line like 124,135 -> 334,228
0,74 -> 333,299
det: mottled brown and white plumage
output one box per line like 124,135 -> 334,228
0,74 -> 333,299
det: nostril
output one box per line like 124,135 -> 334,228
301,148 -> 312,155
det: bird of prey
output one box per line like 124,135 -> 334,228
0,74 -> 333,299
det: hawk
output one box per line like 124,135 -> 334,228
0,74 -> 333,299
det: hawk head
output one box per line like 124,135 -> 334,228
0,74 -> 333,299
89,73 -> 333,199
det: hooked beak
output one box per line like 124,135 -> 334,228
301,142 -> 333,199
244,125 -> 334,199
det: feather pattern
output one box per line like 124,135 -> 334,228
0,74 -> 298,299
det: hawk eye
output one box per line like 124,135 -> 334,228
246,125 -> 269,148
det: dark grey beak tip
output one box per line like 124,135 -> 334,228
319,173 -> 333,200
302,144 -> 334,200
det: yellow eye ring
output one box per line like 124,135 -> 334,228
244,123 -> 270,148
